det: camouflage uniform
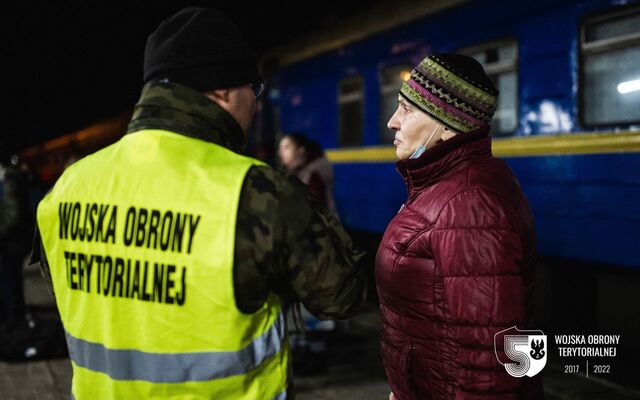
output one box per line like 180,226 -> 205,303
33,81 -> 366,327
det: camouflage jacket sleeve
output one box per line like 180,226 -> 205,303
234,165 -> 367,319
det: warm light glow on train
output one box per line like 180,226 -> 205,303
400,70 -> 411,81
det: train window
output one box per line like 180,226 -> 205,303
379,65 -> 412,143
460,40 -> 518,135
581,6 -> 640,126
338,75 -> 364,147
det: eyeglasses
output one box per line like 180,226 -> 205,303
252,81 -> 265,99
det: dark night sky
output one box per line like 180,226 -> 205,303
3,1 -> 367,157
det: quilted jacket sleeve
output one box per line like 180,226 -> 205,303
431,187 -> 532,398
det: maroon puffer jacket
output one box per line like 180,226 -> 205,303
376,128 -> 542,400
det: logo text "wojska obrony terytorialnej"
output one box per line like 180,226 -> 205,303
555,335 -> 620,357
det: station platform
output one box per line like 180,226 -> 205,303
2,261 -> 639,399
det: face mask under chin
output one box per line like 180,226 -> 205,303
409,125 -> 440,159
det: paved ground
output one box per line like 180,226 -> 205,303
2,262 -> 639,399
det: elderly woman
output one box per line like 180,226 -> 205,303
376,53 -> 542,400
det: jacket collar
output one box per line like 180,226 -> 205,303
127,81 -> 245,152
397,125 -> 491,193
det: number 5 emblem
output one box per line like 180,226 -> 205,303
494,326 -> 547,377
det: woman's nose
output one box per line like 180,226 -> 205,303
387,109 -> 400,131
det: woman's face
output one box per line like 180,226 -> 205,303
278,137 -> 305,169
387,96 -> 448,160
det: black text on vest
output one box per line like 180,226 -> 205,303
63,251 -> 186,306
58,202 -> 117,243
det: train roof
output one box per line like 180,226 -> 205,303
261,0 -> 469,74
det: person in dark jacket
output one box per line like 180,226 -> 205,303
376,52 -> 542,400
0,159 -> 31,327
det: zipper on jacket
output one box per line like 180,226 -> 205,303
403,343 -> 416,398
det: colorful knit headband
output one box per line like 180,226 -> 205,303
399,52 -> 498,133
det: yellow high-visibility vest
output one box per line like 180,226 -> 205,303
37,130 -> 289,399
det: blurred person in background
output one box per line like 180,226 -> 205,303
0,155 -> 31,327
0,154 -> 54,361
278,133 -> 337,215
376,52 -> 541,400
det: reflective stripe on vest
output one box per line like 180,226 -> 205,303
36,130 -> 289,399
65,311 -> 285,382
72,391 -> 289,400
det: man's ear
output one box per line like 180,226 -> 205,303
204,88 -> 230,104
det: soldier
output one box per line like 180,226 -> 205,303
32,7 -> 366,399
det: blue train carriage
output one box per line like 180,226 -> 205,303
263,0 -> 640,269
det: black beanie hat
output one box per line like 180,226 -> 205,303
143,7 -> 260,91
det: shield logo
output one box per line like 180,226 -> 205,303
494,326 -> 547,377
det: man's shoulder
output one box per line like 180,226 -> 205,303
242,165 -> 308,199
238,164 -> 318,236
242,165 -> 282,199
238,165 -> 288,224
